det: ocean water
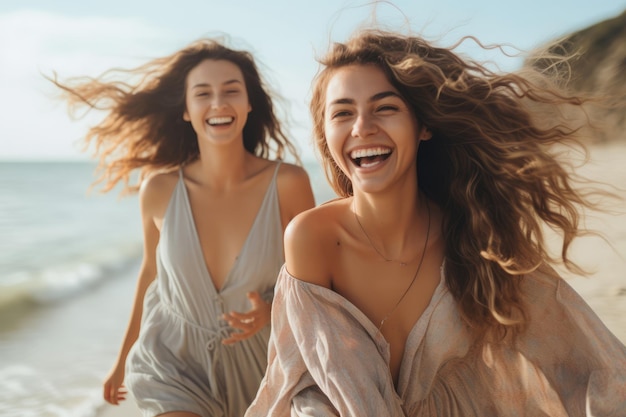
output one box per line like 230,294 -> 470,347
0,161 -> 143,417
0,162 -> 143,308
0,160 -> 335,417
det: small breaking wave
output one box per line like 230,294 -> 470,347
0,243 -> 141,311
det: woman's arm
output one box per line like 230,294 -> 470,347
102,174 -> 169,405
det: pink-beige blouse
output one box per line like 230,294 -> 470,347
246,265 -> 626,416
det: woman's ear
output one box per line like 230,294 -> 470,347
419,127 -> 432,141
183,110 -> 190,122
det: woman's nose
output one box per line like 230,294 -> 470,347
351,114 -> 377,139
210,94 -> 226,109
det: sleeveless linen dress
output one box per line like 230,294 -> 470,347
127,162 -> 284,417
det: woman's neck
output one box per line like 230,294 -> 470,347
189,141 -> 254,190
352,187 -> 427,259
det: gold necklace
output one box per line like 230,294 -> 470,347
353,199 -> 428,267
352,199 -> 431,331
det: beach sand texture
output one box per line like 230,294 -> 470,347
95,143 -> 626,417
98,401 -> 141,417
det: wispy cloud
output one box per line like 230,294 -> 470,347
0,10 -> 176,160
1,9 -> 175,74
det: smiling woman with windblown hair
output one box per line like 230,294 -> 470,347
245,29 -> 626,417
50,38 -> 315,417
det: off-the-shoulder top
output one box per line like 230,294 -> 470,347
246,265 -> 626,416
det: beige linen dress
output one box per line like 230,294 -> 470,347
246,264 -> 626,416
126,163 -> 284,417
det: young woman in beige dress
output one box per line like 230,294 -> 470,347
53,38 -> 315,417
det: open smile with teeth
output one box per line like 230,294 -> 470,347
350,147 -> 392,168
207,116 -> 234,126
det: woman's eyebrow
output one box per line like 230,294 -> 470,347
328,90 -> 401,106
191,79 -> 243,89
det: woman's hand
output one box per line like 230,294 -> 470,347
221,291 -> 271,345
103,362 -> 127,405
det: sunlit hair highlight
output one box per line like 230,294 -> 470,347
310,29 -> 609,336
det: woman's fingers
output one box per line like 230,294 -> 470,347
221,291 -> 271,344
104,383 -> 127,405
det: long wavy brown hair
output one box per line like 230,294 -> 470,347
310,29 -> 610,336
50,38 -> 299,193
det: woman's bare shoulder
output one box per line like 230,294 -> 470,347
274,161 -> 315,223
140,170 -> 178,195
139,170 -> 179,216
284,198 -> 349,287
276,161 -> 311,185
286,198 -> 347,240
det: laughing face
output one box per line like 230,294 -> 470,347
183,59 -> 252,147
323,64 -> 431,195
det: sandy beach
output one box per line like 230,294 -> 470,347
554,142 -> 626,343
98,401 -> 142,417
93,142 -> 626,417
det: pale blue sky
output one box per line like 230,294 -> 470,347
1,0 -> 624,161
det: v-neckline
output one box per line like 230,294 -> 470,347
178,166 -> 277,293
283,262 -> 447,394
